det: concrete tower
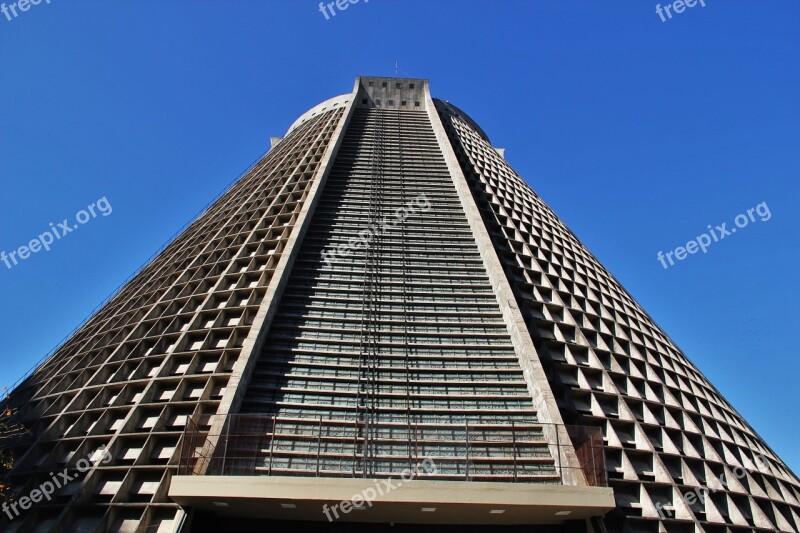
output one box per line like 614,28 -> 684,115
2,78 -> 798,533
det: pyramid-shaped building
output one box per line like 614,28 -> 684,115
2,77 -> 798,533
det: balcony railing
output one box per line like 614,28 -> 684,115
177,414 -> 606,487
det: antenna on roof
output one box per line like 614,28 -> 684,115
395,60 -> 398,76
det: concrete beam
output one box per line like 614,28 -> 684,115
169,475 -> 615,525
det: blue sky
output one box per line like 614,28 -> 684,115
1,1 -> 798,471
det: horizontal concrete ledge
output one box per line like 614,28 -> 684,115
169,476 -> 615,525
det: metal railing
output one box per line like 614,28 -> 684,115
178,414 -> 606,487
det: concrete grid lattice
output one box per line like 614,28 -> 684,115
436,99 -> 800,532
1,105 -> 346,532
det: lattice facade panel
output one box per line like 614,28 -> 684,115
436,99 -> 800,533
2,104 -> 347,532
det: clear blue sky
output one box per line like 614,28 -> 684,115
1,1 -> 798,471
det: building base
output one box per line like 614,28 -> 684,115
168,476 -> 615,526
